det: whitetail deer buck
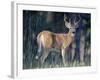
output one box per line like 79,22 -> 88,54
35,14 -> 81,65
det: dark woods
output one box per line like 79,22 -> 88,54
23,10 -> 91,69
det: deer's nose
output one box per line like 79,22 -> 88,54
72,32 -> 75,34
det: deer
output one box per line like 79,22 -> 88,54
35,14 -> 81,65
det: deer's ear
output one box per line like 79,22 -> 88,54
64,14 -> 69,23
65,21 -> 71,29
64,14 -> 71,28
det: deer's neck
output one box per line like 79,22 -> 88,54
66,30 -> 74,41
61,31 -> 73,49
67,30 -> 72,37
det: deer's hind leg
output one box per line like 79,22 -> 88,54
40,49 -> 49,65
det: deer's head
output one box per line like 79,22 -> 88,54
64,14 -> 81,37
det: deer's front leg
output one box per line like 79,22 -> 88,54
61,48 -> 66,66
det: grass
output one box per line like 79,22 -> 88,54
23,52 -> 91,69
29,59 -> 91,69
